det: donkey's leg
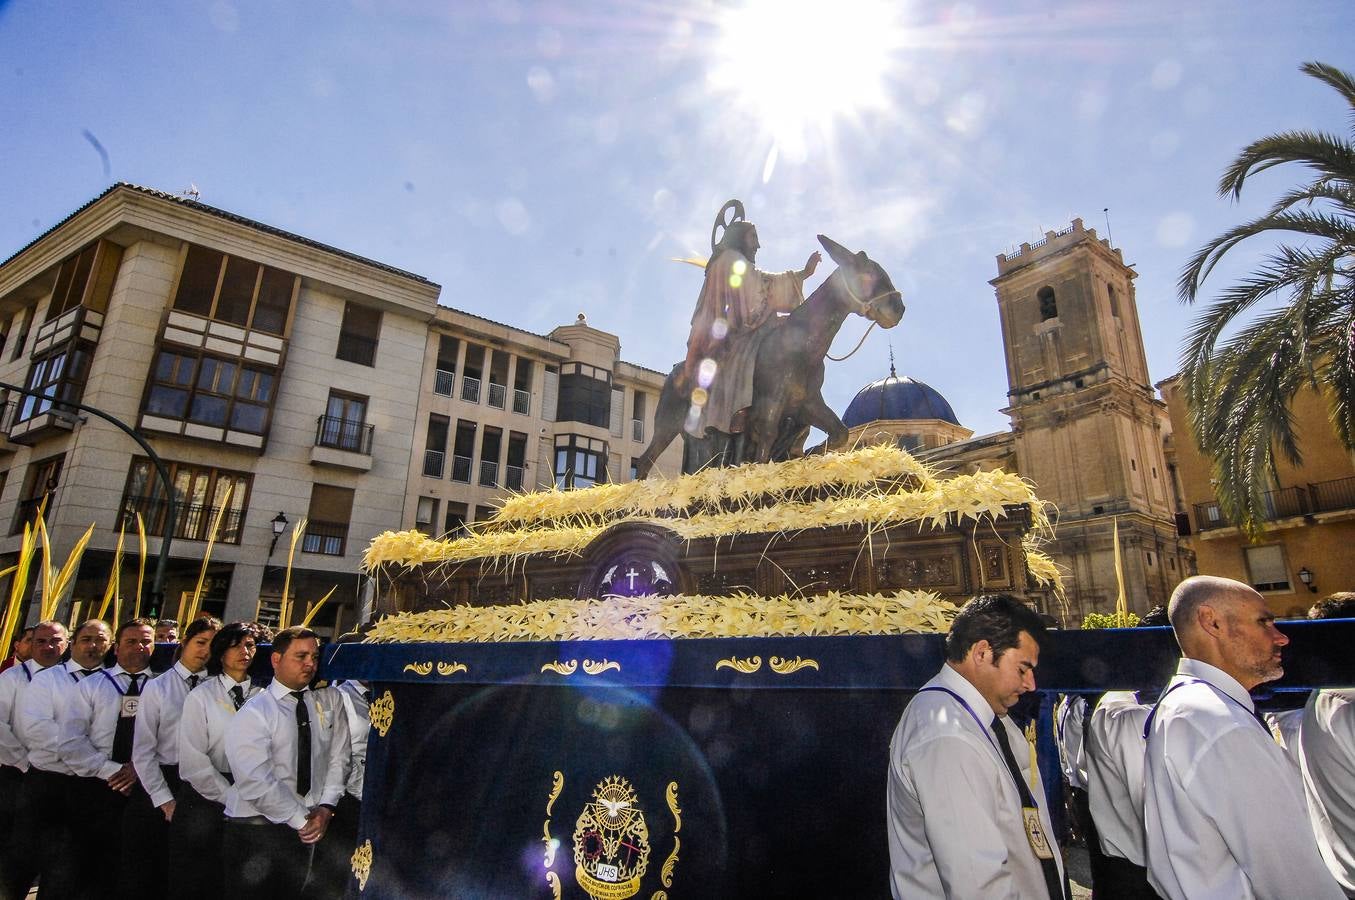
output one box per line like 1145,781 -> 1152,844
634,368 -> 686,479
801,394 -> 850,451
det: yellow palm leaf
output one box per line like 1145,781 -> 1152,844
134,513 -> 148,619
98,520 -> 127,622
48,523 -> 96,619
0,524 -> 40,657
280,518 -> 308,628
299,585 -> 338,627
188,484 -> 233,623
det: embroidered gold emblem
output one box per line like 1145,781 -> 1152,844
350,839 -> 373,891
368,691 -> 394,738
435,661 -> 467,676
541,660 -> 578,675
582,658 -> 621,675
661,782 -> 681,888
573,776 -> 650,900
769,655 -> 819,675
401,661 -> 433,676
715,655 -> 761,673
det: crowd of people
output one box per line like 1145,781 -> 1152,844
0,617 -> 367,900
888,577 -> 1354,899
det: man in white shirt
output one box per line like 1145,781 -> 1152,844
1143,575 -> 1342,900
14,618 -> 110,900
887,593 -> 1066,899
60,617 -> 155,900
305,676 -> 370,900
0,620 -> 67,900
223,626 -> 350,899
1298,593 -> 1355,896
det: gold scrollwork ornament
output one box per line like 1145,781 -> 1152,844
541,659 -> 578,675
662,781 -> 681,888
582,658 -> 620,675
368,691 -> 395,738
547,871 -> 562,900
769,655 -> 820,675
436,661 -> 467,676
350,839 -> 373,891
715,655 -> 762,674
401,661 -> 433,676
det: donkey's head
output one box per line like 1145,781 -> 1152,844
818,234 -> 904,328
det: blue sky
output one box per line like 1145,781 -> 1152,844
2,0 -> 1351,438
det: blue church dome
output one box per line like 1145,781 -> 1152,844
842,371 -> 960,428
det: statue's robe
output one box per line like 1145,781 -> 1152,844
684,249 -> 804,436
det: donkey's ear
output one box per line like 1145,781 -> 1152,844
817,234 -> 857,268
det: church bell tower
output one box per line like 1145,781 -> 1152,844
992,218 -> 1187,618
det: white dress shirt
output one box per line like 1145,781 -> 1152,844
223,679 -> 350,829
1144,658 -> 1343,900
60,664 -> 154,780
1263,706 -> 1305,771
1299,689 -> 1355,895
17,660 -> 98,774
177,673 -> 260,803
335,680 -> 369,800
887,663 -> 1065,899
1085,691 -> 1150,865
132,661 -> 204,807
1054,694 -> 1088,790
0,660 -> 48,770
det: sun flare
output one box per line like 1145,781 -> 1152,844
708,0 -> 905,154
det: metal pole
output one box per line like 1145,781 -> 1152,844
0,380 -> 176,616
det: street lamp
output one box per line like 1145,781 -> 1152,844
1298,567 -> 1317,593
269,511 -> 289,557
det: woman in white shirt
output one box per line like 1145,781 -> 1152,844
166,621 -> 264,900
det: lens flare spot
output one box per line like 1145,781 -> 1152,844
690,388 -> 709,406
728,273 -> 743,289
697,359 -> 718,388
731,259 -> 747,276
710,318 -> 728,340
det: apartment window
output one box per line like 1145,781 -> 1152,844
434,335 -> 459,396
119,458 -> 250,544
487,351 -> 509,409
171,244 -> 297,335
336,302 -> 381,366
555,434 -> 607,490
444,502 -> 468,537
632,392 -> 647,442
17,345 -> 92,421
512,358 -> 533,414
1037,286 -> 1058,321
424,414 -> 450,478
451,420 -> 476,483
473,505 -> 495,524
556,363 -> 611,427
12,454 -> 63,534
318,391 -> 370,453
506,432 -> 527,491
303,484 -> 355,556
144,349 -> 276,434
479,427 -> 502,487
10,310 -> 29,362
461,344 -> 484,403
1243,545 -> 1291,593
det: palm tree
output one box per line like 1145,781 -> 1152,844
1178,61 -> 1355,536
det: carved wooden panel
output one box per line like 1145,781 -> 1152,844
978,540 -> 1012,588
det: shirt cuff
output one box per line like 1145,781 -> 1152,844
287,810 -> 309,830
98,760 -> 122,781
150,785 -> 175,808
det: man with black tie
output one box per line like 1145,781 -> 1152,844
15,619 -> 111,899
60,617 -> 156,900
887,593 -> 1066,899
223,626 -> 350,898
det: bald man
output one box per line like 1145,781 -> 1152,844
1143,575 -> 1342,899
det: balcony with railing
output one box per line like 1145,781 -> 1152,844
1194,485 -> 1314,533
1309,475 -> 1355,514
118,496 -> 244,544
423,449 -> 445,478
631,418 -> 644,443
506,464 -> 524,491
451,454 -> 472,483
479,459 -> 499,487
512,388 -> 530,415
311,415 -> 375,471
302,519 -> 349,556
461,375 -> 481,404
487,382 -> 507,409
433,368 -> 456,397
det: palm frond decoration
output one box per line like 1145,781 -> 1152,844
280,518 -> 308,628
187,484 -> 233,624
299,585 -> 339,628
134,513 -> 148,619
97,521 -> 127,622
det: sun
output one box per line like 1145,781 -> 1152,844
707,0 -> 905,155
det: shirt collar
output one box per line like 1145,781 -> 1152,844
62,659 -> 88,674
220,673 -> 251,690
936,662 -> 1004,724
172,661 -> 200,682
1177,658 -> 1254,712
268,679 -> 307,700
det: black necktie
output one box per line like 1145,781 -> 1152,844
187,674 -> 200,690
991,716 -> 1065,900
291,691 -> 311,797
111,673 -> 144,764
79,668 -> 98,677
230,685 -> 246,710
